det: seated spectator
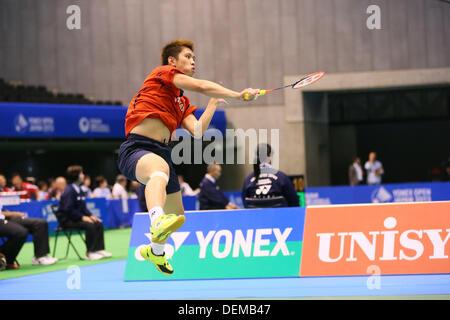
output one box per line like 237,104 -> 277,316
0,197 -> 57,268
37,180 -> 49,201
198,163 -> 239,210
45,176 -> 66,200
242,143 -> 299,208
112,174 -> 128,199
26,176 -> 37,185
10,173 -> 39,200
46,177 -> 56,195
81,175 -> 93,198
92,176 -> 112,199
55,165 -> 111,260
0,174 -> 8,192
178,175 -> 200,196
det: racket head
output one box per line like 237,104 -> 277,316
291,71 -> 325,89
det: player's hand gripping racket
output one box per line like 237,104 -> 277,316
243,71 -> 325,101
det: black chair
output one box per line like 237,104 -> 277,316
244,196 -> 287,208
0,236 -> 20,266
50,204 -> 87,260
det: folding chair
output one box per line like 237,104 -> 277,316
50,204 -> 87,260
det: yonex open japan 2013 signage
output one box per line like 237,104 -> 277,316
0,102 -> 227,138
0,102 -> 127,138
124,207 -> 306,281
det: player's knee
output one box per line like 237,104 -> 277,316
137,158 -> 169,185
148,170 -> 169,186
152,161 -> 170,176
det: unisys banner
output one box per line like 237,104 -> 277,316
125,207 -> 306,281
300,201 -> 450,276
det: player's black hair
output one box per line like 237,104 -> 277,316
66,165 -> 83,184
253,143 -> 272,183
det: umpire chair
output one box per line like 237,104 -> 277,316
50,204 -> 87,260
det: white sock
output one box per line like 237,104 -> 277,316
149,206 -> 164,225
151,243 -> 165,256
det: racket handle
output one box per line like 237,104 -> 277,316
243,90 -> 267,101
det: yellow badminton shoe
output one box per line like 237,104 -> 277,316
150,213 -> 186,244
140,245 -> 173,275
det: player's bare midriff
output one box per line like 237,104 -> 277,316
129,117 -> 171,144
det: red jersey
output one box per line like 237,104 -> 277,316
125,65 -> 197,137
11,182 -> 39,200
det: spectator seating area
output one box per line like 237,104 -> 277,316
0,78 -> 122,106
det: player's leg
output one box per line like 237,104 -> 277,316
136,153 -> 185,243
139,190 -> 186,275
163,191 -> 185,216
135,153 -> 168,209
135,153 -> 184,275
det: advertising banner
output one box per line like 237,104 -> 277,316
300,201 -> 450,276
124,207 -> 306,280
3,198 -> 124,231
305,182 -> 450,206
0,102 -> 227,138
0,102 -> 127,138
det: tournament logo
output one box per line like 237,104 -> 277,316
371,186 -> 393,203
78,117 -> 90,133
14,114 -> 28,133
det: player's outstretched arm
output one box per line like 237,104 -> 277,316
173,73 -> 259,101
181,97 -> 225,138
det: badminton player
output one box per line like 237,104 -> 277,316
117,39 -> 260,275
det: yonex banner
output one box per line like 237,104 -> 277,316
300,201 -> 450,277
0,102 -> 227,138
124,207 -> 306,280
305,182 -> 450,206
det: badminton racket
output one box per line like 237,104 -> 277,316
243,71 -> 325,101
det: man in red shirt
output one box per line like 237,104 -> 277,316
10,173 -> 38,200
117,39 -> 259,275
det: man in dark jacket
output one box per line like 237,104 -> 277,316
0,194 -> 57,268
198,164 -> 239,210
56,165 -> 111,260
242,144 -> 299,208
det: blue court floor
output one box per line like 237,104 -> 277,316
1,260 -> 450,299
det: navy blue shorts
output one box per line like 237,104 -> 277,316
117,133 -> 180,194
